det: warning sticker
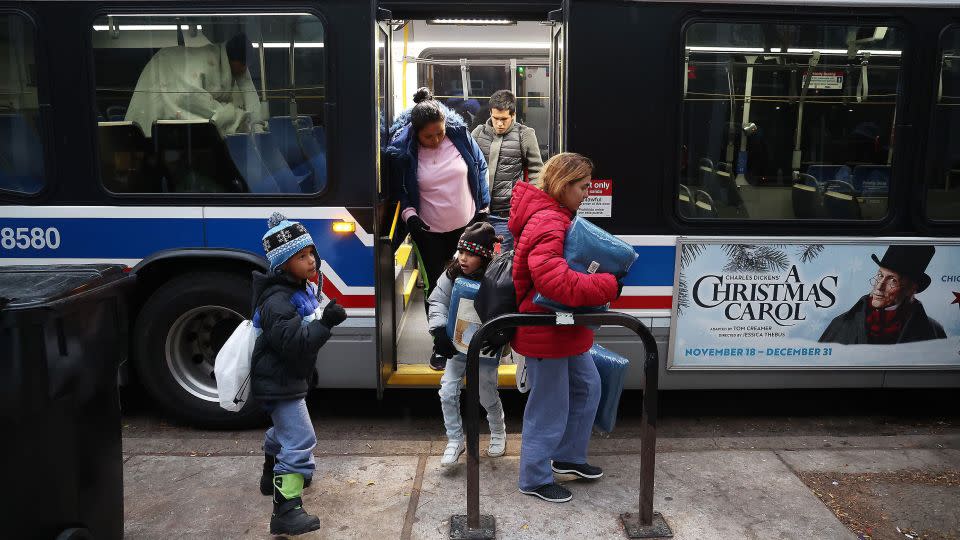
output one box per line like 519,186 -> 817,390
804,71 -> 844,90
578,179 -> 612,218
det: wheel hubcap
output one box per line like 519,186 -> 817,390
165,305 -> 243,402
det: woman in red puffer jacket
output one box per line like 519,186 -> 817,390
508,153 -> 622,503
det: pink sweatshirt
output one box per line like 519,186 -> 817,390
402,137 -> 475,233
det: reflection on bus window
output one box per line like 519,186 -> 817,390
927,26 -> 960,221
0,14 -> 44,195
680,22 -> 904,220
92,13 -> 327,195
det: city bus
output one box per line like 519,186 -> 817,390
1,0 -> 958,427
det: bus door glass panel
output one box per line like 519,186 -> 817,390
926,26 -> 960,221
91,13 -> 327,195
517,60 -> 551,159
549,21 -> 564,155
0,14 -> 44,195
375,19 -> 396,396
681,22 -> 905,220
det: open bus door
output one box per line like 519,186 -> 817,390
548,6 -> 566,155
374,8 -> 395,399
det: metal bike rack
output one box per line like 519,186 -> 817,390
449,311 -> 674,539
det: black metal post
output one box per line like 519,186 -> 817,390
449,312 -> 672,540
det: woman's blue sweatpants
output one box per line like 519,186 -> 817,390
518,351 -> 601,491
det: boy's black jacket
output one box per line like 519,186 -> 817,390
250,270 -> 332,400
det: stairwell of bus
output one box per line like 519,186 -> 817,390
382,16 -> 555,388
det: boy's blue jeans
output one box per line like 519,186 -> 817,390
438,354 -> 504,441
262,398 -> 316,477
518,351 -> 601,491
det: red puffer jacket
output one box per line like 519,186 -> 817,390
508,181 -> 618,358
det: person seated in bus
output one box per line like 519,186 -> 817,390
251,212 -> 347,536
508,153 -> 623,503
471,89 -> 544,252
125,33 -> 266,137
386,87 -> 490,371
819,245 -> 945,345
427,222 -> 509,466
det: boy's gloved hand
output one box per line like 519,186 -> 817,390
480,330 -> 509,356
431,327 -> 458,357
320,299 -> 347,328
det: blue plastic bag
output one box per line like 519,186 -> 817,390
591,344 -> 629,433
534,217 -> 638,312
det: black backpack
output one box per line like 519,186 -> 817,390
475,250 -> 518,340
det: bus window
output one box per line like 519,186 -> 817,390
926,26 -> 960,221
681,22 -> 904,220
91,13 -> 328,195
0,14 -> 44,195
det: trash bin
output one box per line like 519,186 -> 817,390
1,264 -> 135,540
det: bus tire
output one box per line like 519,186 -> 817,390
133,271 -> 267,429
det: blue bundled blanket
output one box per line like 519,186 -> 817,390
534,216 -> 638,312
446,277 -> 499,365
591,344 -> 630,433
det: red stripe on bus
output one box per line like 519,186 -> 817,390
610,296 -> 673,309
321,279 -> 375,309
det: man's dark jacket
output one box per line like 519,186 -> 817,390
818,295 -> 947,344
250,271 -> 332,400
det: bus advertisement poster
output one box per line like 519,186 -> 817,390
668,238 -> 960,369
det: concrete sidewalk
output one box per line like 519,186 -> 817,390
122,434 -> 960,539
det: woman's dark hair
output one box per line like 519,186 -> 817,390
410,87 -> 445,132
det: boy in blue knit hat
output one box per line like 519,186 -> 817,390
251,212 -> 347,536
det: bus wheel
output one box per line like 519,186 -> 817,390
133,271 -> 266,428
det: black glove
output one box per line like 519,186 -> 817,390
406,215 -> 430,239
431,327 -> 458,357
480,330 -> 510,356
616,277 -> 624,299
320,299 -> 347,328
470,211 -> 489,225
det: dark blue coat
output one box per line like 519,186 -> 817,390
385,105 -> 490,218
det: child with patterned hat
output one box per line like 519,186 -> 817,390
426,222 -> 510,466
251,212 -> 347,536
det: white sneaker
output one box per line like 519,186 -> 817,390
441,439 -> 465,466
487,430 -> 506,457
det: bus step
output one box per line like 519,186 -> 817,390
385,363 -> 517,388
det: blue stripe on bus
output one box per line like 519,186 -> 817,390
0,217 -> 375,287
622,245 -> 676,286
0,218 -> 204,257
205,218 -> 374,286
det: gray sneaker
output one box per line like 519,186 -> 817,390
519,483 -> 572,503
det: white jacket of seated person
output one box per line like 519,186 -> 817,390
125,42 -> 266,137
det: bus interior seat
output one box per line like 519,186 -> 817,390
312,126 -> 326,148
823,181 -> 862,219
224,134 -> 281,193
97,121 -> 160,193
805,164 -> 851,186
271,115 -> 313,130
697,157 -> 715,188
0,113 -> 45,194
694,189 -> 719,218
678,183 -> 695,218
791,180 -> 823,219
851,165 -> 890,196
267,117 -> 317,192
298,127 -> 327,192
152,120 -> 243,193
254,132 -> 311,193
